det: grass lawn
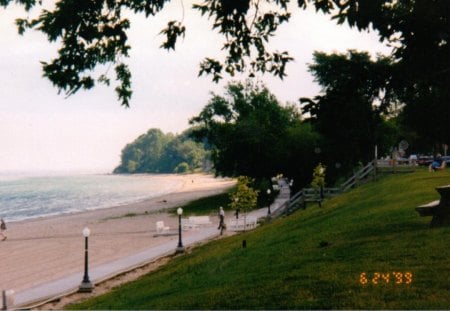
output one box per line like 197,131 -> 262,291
167,192 -> 233,216
68,168 -> 450,309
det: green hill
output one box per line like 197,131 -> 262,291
69,169 -> 450,309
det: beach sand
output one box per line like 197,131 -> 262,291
0,174 -> 235,297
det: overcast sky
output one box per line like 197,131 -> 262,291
0,2 -> 392,173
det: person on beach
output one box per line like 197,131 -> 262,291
218,206 -> 226,235
1,218 -> 7,241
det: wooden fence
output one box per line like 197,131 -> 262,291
273,161 -> 377,217
271,158 -> 419,217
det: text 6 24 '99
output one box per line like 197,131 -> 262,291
359,272 -> 413,285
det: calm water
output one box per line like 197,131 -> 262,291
0,173 -> 183,222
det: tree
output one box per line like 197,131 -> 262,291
114,127 -> 208,173
114,128 -> 170,173
159,137 -> 207,173
400,84 -> 450,152
190,80 -> 306,182
174,162 -> 190,173
300,50 -> 397,179
3,0 -> 447,111
2,0 -> 294,106
229,176 -> 258,216
280,122 -> 323,189
191,81 -> 324,189
311,163 -> 326,200
311,163 -> 326,189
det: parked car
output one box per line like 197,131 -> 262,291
417,155 -> 450,166
417,155 -> 433,166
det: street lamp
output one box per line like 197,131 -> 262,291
2,290 -> 14,311
79,227 -> 94,292
234,197 -> 239,219
289,179 -> 294,198
267,189 -> 271,215
176,207 -> 185,253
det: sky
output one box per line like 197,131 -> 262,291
0,2 -> 392,173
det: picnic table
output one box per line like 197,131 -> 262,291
415,185 -> 450,227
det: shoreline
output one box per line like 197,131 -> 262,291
0,173 -> 235,293
3,173 -> 190,224
7,173 -> 228,225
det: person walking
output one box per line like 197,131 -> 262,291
218,206 -> 226,235
1,218 -> 7,241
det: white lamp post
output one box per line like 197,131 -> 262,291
267,189 -> 272,215
176,208 -> 185,253
289,179 -> 294,198
79,227 -> 94,292
1,290 -> 14,311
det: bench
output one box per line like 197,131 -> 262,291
181,216 -> 212,230
227,216 -> 258,231
415,200 -> 440,217
155,221 -> 170,235
415,185 -> 450,227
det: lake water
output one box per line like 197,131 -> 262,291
0,173 -> 183,222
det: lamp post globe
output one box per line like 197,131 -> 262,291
83,227 -> 90,238
79,227 -> 94,292
176,208 -> 185,253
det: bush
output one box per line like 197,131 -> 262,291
174,162 -> 190,173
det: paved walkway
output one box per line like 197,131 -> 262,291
13,182 -> 291,309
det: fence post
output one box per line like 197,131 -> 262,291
373,159 -> 377,181
302,189 -> 306,209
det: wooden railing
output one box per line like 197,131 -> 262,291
375,159 -> 416,173
272,158 -> 419,217
276,161 -> 377,216
340,161 -> 376,192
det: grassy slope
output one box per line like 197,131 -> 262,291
167,192 -> 232,216
69,169 -> 450,309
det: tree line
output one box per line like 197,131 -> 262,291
187,48 -> 440,190
113,128 -> 210,174
116,47 -> 446,191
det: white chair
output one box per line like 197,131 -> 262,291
156,221 -> 170,235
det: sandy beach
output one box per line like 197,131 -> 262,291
0,174 -> 235,295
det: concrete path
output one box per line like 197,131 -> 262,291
12,181 -> 291,309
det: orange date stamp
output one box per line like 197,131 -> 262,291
359,272 -> 413,285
